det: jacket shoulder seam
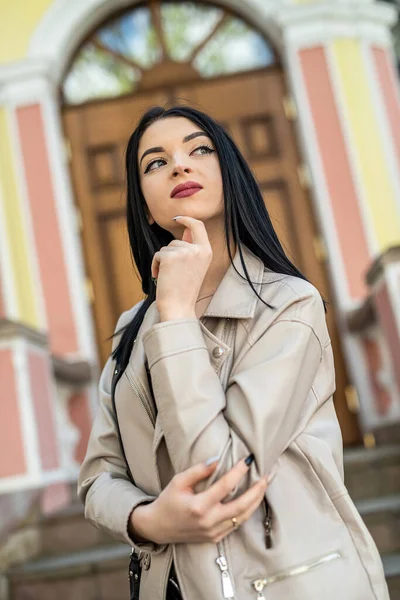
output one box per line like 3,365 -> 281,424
311,385 -> 319,407
274,318 -> 324,356
278,277 -> 319,302
248,317 -> 323,357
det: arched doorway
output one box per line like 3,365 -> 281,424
62,0 -> 360,444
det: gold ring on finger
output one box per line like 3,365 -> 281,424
231,517 -> 239,530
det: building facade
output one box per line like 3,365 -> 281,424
0,0 -> 400,539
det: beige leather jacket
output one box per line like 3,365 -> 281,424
78,245 -> 388,600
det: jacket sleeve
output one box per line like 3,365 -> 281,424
77,306 -> 164,551
142,288 -> 334,493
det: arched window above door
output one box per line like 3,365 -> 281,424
63,1 -> 276,105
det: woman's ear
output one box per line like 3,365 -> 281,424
144,204 -> 155,225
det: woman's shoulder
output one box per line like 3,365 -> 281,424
261,269 -> 324,309
254,270 -> 328,343
114,299 -> 146,333
241,246 -> 325,319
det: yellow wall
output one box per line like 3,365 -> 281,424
0,109 -> 41,327
333,39 -> 400,250
0,0 -> 53,64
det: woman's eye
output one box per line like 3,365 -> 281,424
192,145 -> 214,156
145,158 -> 166,173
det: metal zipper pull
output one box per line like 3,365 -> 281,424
253,580 -> 266,599
216,555 -> 234,599
264,513 -> 272,549
252,579 -> 266,600
264,500 -> 272,549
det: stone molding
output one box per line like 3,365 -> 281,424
366,245 -> 400,286
52,356 -> 93,387
0,57 -> 56,88
0,318 -> 93,387
346,246 -> 400,331
346,296 -> 376,332
0,319 -> 47,348
276,2 -> 397,29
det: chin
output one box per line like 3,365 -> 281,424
172,203 -> 221,220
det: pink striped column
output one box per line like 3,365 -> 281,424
299,46 -> 371,301
0,324 -> 61,492
14,101 -> 94,471
16,105 -> 79,356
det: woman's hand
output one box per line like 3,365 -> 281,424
129,457 -> 270,545
151,216 -> 212,321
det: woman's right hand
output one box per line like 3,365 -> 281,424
129,457 -> 271,545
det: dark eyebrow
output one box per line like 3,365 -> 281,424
139,131 -> 209,167
182,131 -> 209,143
139,146 -> 164,167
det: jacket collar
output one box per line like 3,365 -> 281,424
202,245 -> 265,320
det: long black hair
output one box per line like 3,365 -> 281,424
113,105 -> 312,371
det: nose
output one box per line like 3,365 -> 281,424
171,160 -> 192,178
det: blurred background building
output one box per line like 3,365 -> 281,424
0,0 -> 400,598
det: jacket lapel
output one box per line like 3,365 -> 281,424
202,245 -> 264,319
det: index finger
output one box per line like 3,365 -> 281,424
200,456 -> 252,508
172,216 -> 210,246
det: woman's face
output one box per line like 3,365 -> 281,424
138,117 -> 224,236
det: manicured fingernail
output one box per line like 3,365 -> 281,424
267,469 -> 277,485
172,216 -> 183,221
244,454 -> 255,467
205,455 -> 220,466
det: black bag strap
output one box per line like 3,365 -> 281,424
111,363 -> 134,483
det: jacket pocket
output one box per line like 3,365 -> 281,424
251,550 -> 341,599
332,492 -> 388,591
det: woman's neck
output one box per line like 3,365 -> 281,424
197,230 -> 236,301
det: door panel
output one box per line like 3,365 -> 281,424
100,213 -> 143,315
261,180 -> 301,264
63,67 -> 360,444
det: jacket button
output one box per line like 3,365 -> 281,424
142,554 -> 151,570
212,346 -> 225,358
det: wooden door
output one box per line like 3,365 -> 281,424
63,66 -> 360,444
63,90 -> 168,364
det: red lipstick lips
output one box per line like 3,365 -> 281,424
171,181 -> 203,198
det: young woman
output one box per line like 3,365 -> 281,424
78,105 -> 388,600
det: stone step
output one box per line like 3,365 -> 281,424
6,543 -> 400,600
382,553 -> 400,600
5,445 -> 400,599
38,502 -> 113,557
6,543 -> 130,600
344,444 -> 400,501
356,494 -> 400,554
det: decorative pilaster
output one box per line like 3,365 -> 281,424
347,247 -> 400,440
0,58 -> 98,496
279,0 -> 400,436
0,322 -> 61,492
